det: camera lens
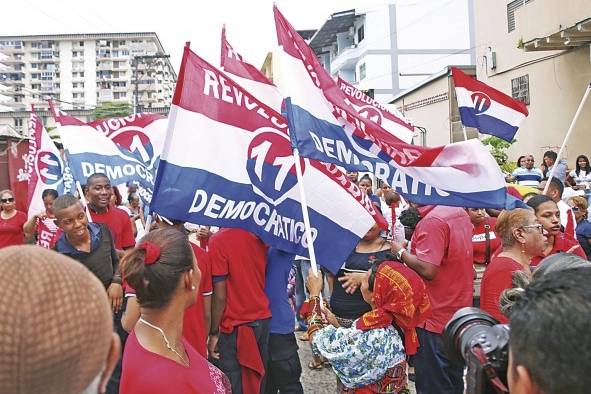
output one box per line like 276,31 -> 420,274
442,307 -> 499,364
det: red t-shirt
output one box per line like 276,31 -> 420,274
89,206 -> 135,250
530,232 -> 586,267
36,216 -> 61,249
480,256 -> 524,324
182,242 -> 212,357
411,206 -> 474,333
208,228 -> 271,333
121,331 -> 231,394
0,211 -> 27,248
472,218 -> 501,265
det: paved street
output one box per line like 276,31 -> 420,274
296,335 -> 416,393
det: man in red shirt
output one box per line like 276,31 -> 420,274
84,173 -> 135,254
391,204 -> 473,394
208,228 -> 271,394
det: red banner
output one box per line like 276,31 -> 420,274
7,139 -> 30,213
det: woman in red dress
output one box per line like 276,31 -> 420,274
120,227 -> 230,394
480,208 -> 546,323
0,189 -> 27,248
526,195 -> 586,266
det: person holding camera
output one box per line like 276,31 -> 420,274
507,265 -> 591,393
479,209 -> 546,323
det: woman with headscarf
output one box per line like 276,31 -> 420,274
480,208 -> 547,323
527,195 -> 586,266
120,228 -> 230,394
305,260 -> 431,393
0,189 -> 27,248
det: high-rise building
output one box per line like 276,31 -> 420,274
0,32 -> 176,133
309,1 -> 475,103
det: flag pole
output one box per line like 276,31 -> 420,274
75,181 -> 93,223
292,148 -> 320,277
462,125 -> 469,141
543,82 -> 591,194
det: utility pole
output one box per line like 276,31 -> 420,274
132,54 -> 170,114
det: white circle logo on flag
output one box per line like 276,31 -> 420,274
35,151 -> 63,185
246,128 -> 305,205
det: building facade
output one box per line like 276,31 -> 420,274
0,32 -> 175,134
309,1 -> 475,103
474,0 -> 591,163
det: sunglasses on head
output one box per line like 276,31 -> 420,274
1,198 -> 14,203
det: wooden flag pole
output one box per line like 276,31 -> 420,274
543,82 -> 591,195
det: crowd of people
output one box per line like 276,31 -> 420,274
1,151 -> 591,394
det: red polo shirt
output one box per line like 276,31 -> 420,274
88,206 -> 135,250
209,228 -> 270,333
411,205 -> 473,333
183,242 -> 213,357
530,232 -> 586,267
472,218 -> 501,265
0,211 -> 27,248
480,256 -> 524,324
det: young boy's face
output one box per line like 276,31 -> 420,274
55,203 -> 89,241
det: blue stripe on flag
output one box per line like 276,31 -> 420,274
150,161 -> 360,274
458,107 -> 518,142
285,99 -> 508,208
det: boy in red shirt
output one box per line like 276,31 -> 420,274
84,173 -> 135,254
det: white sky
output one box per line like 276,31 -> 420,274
2,0 -> 463,72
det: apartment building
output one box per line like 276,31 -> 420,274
474,0 -> 591,162
0,32 -> 176,134
309,1 -> 475,103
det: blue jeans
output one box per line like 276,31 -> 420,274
414,328 -> 464,394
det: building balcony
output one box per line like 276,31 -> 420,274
0,57 -> 25,65
97,62 -> 113,70
330,43 -> 363,75
519,0 -> 591,51
0,45 -> 24,54
72,57 -> 85,63
113,86 -> 128,92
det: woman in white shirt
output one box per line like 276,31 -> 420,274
568,155 -> 591,204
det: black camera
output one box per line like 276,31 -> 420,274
443,307 -> 510,394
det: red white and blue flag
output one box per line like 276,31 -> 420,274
220,26 -> 284,112
337,77 -> 415,144
452,67 -> 528,142
26,107 -> 73,219
49,102 -> 167,204
150,45 -> 385,273
273,5 -> 509,209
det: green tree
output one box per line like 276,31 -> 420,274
481,136 -> 517,173
92,102 -> 132,120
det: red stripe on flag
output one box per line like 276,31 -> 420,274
451,67 -> 528,115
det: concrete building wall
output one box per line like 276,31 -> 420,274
393,76 -> 452,147
474,0 -> 591,165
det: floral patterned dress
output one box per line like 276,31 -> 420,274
312,323 -> 406,391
